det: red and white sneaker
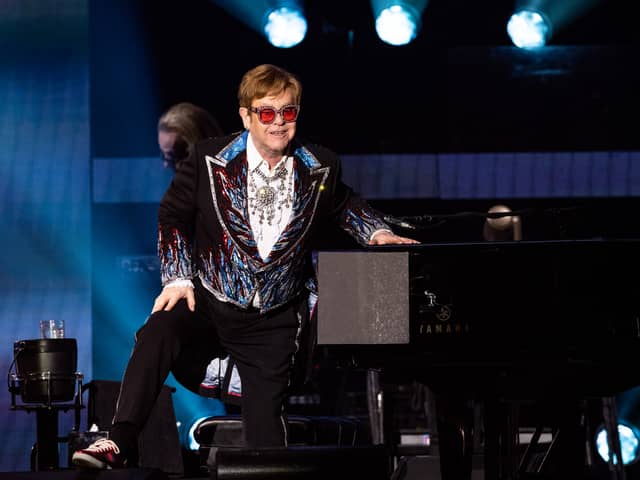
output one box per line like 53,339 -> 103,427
72,438 -> 126,469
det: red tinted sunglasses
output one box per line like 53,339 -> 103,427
248,104 -> 300,124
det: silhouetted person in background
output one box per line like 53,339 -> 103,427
158,102 -> 243,414
158,102 -> 223,172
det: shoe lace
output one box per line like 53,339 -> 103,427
87,438 -> 120,454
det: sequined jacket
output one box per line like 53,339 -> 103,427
158,130 -> 390,313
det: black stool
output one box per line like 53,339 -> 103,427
8,338 -> 84,471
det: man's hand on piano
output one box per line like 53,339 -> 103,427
368,230 -> 420,245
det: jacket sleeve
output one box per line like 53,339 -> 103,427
157,142 -> 199,285
324,150 -> 391,246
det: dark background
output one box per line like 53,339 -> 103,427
90,0 -> 640,158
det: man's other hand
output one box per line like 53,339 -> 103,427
152,286 -> 195,313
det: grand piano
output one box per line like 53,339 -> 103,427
316,239 -> 640,479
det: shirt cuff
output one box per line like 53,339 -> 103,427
164,278 -> 194,289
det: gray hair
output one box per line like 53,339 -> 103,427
158,102 -> 223,152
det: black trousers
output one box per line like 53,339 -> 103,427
112,280 -> 305,450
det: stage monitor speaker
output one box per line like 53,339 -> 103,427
80,380 -> 183,477
0,468 -> 168,479
214,445 -> 391,480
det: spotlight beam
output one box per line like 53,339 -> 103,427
514,0 -> 599,33
212,0 -> 307,48
508,0 -> 602,48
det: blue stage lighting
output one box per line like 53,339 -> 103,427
371,0 -> 428,46
212,0 -> 307,48
506,9 -> 551,48
595,423 -> 640,466
263,5 -> 307,48
506,0 -> 599,49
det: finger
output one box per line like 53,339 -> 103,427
163,299 -> 176,311
151,294 -> 168,314
164,294 -> 179,311
186,289 -> 196,311
402,237 -> 420,244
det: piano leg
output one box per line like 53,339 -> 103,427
481,397 -> 521,480
557,400 -> 589,477
366,368 -> 385,445
435,393 -> 474,480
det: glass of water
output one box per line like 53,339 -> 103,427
39,319 -> 65,339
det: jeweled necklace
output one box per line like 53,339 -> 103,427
248,162 -> 292,226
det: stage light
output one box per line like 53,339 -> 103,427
263,5 -> 307,48
212,0 -> 307,48
507,9 -> 550,48
595,423 -> 640,466
371,0 -> 428,46
506,0 -> 600,48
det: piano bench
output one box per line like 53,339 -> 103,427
193,414 -> 371,468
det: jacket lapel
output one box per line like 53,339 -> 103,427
206,134 -> 330,268
206,133 -> 261,264
261,143 -> 329,266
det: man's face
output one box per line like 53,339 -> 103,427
239,90 -> 298,163
158,129 -> 188,170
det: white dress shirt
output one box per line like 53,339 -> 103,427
246,134 -> 294,261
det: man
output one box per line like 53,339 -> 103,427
73,63 -> 418,469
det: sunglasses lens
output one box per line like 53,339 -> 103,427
252,106 -> 299,124
258,108 -> 276,123
282,106 -> 298,122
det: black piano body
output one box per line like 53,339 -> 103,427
317,238 -> 640,401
